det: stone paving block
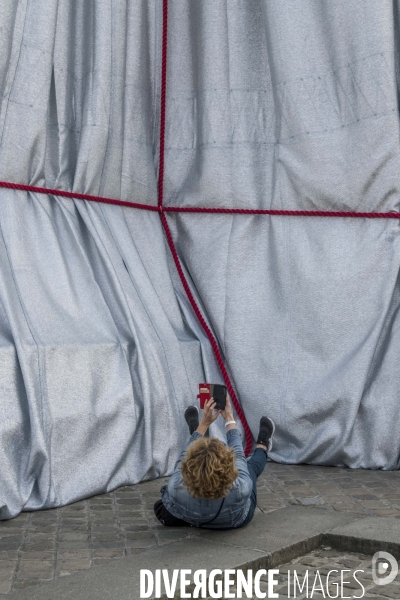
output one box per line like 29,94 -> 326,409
89,516 -> 116,523
380,492 -> 400,499
124,538 -> 157,549
60,520 -> 88,527
297,556 -> 327,568
0,529 -> 24,537
16,560 -> 54,580
336,556 -> 364,568
0,536 -> 22,551
278,562 -> 315,575
0,564 -> 15,580
57,541 -> 90,550
0,552 -> 18,561
60,527 -> 89,536
31,513 -> 58,520
0,581 -> 12,594
115,493 -> 140,500
91,549 -> 124,559
332,504 -> 365,513
57,550 -> 91,560
374,510 -> 400,516
116,511 -> 143,519
26,533 -> 56,541
22,542 -> 55,552
56,560 -> 91,577
124,547 -> 149,556
369,584 -> 400,598
314,548 -> 343,558
369,481 -> 390,488
29,520 -> 57,529
330,499 -> 359,507
124,531 -> 157,541
120,524 -> 150,532
62,509 -> 86,516
12,579 -> 46,590
90,525 -> 119,533
20,551 -> 54,561
0,522 -> 24,532
88,506 -> 111,513
119,519 -> 147,528
59,534 -> 89,542
258,502 -> 286,511
88,508 -> 113,515
91,537 -> 124,546
361,501 -> 390,509
91,540 -> 125,549
29,526 -> 57,534
152,529 -> 188,539
298,497 -> 325,506
115,498 -> 141,505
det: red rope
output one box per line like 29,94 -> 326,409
164,206 -> 400,219
0,181 -> 159,212
1,182 -> 400,220
161,213 -> 254,455
155,0 -> 253,454
158,0 -> 169,209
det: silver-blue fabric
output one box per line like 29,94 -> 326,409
161,429 -> 252,529
0,0 -> 399,518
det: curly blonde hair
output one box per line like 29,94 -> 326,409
180,437 -> 238,500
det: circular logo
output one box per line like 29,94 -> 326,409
372,552 -> 399,586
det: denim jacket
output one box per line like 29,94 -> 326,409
161,429 -> 253,529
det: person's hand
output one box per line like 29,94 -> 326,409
221,394 -> 234,422
200,398 -> 222,427
195,398 -> 222,435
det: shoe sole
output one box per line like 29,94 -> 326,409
184,406 -> 199,432
184,406 -> 199,418
263,417 -> 275,452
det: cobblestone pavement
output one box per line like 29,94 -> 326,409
204,547 -> 400,599
0,462 -> 399,595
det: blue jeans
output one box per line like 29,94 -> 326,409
209,447 -> 268,530
236,447 -> 268,528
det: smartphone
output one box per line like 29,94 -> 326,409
197,383 -> 227,410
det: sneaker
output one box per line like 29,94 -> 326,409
256,416 -> 275,452
184,405 -> 199,435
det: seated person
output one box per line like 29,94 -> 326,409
154,395 -> 275,529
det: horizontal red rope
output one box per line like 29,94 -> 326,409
161,212 -> 254,456
0,182 -> 160,212
1,182 -> 400,219
164,206 -> 400,218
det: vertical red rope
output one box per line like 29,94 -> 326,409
158,0 -> 169,209
161,214 -> 253,455
156,0 -> 253,454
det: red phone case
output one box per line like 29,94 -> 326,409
197,383 -> 212,409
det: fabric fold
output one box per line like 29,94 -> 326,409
1,0 -> 400,519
